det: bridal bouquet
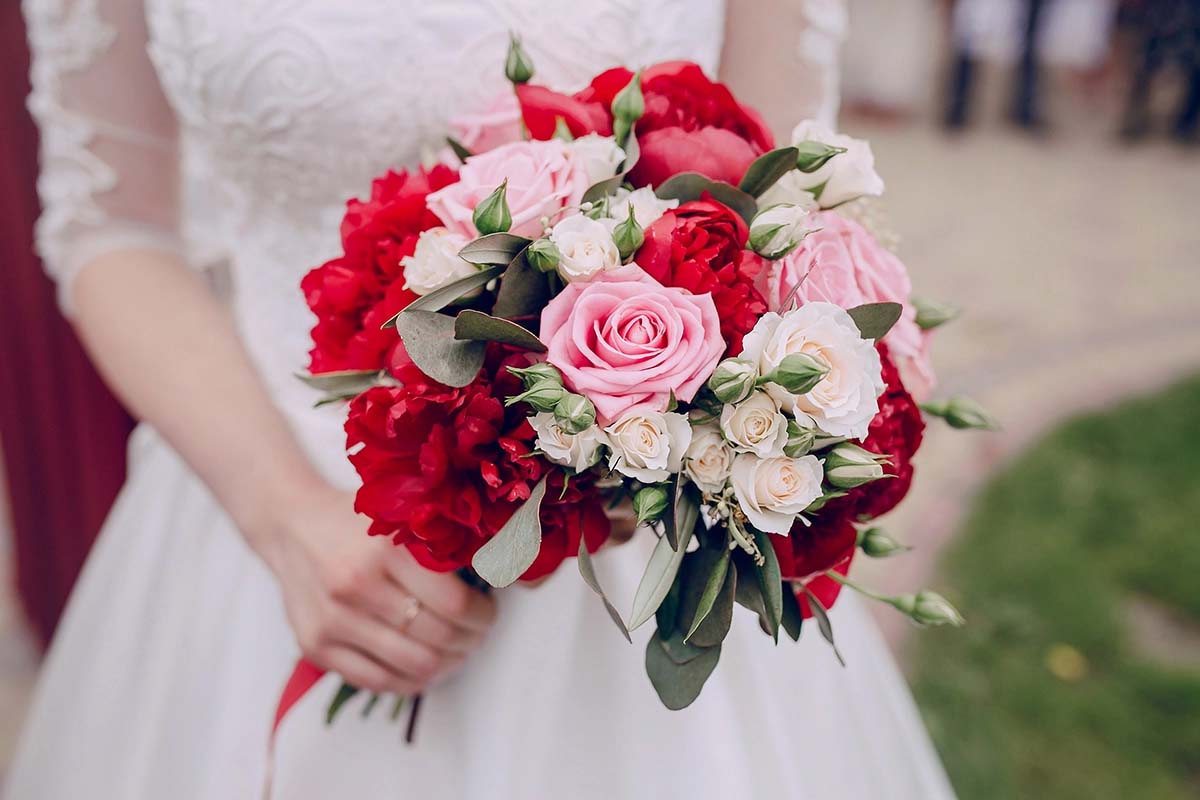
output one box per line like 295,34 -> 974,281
293,39 -> 992,721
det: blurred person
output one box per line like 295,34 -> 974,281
6,1 -> 955,799
1120,0 -> 1200,143
843,0 -> 940,121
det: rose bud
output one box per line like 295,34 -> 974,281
506,380 -> 568,413
554,393 -> 597,434
610,205 -> 644,262
707,358 -> 758,405
526,238 -> 561,273
507,361 -> 564,387
913,296 -> 961,330
793,139 -> 847,173
632,484 -> 670,525
758,351 -> 828,394
783,418 -> 817,458
857,527 -> 910,558
823,443 -> 889,489
504,34 -> 535,84
472,180 -> 513,235
922,396 -> 999,431
530,413 -> 607,471
550,215 -> 621,282
610,70 -> 644,145
891,591 -> 965,627
749,203 -> 812,260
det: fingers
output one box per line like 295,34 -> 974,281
320,645 -> 423,696
361,576 -> 485,655
382,549 -> 497,634
334,606 -> 450,690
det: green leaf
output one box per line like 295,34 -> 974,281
654,172 -> 758,225
656,568 -> 682,635
492,252 -> 551,319
619,124 -> 641,173
582,176 -> 625,206
628,508 -> 696,630
577,537 -> 632,643
393,310 -> 486,388
734,552 -> 768,615
458,233 -> 531,266
847,302 -> 903,341
658,627 -> 708,664
387,264 -> 505,321
360,692 -> 381,718
753,527 -> 784,641
780,586 -> 803,641
684,549 -> 736,647
644,629 -> 721,710
325,681 -> 360,725
805,588 -> 846,666
453,309 -> 547,352
445,136 -> 473,162
471,477 -> 547,588
297,369 -> 382,405
738,146 -> 800,197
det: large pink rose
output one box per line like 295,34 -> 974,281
426,139 -> 590,239
448,92 -> 523,154
539,265 -> 725,423
760,212 -> 936,401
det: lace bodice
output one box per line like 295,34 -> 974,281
23,0 -> 844,479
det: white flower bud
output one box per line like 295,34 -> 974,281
401,227 -> 479,296
567,134 -> 625,185
823,443 -> 888,489
683,424 -> 735,494
605,410 -> 692,483
549,214 -> 621,282
749,203 -> 812,259
719,391 -> 788,458
707,358 -> 758,405
531,413 -> 607,472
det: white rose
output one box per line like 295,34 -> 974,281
730,454 -> 824,534
568,133 -> 625,185
531,413 -> 608,472
787,119 -> 885,208
683,424 -> 734,493
549,214 -> 621,282
719,391 -> 788,458
400,227 -> 477,295
757,171 -> 820,212
749,203 -> 813,259
606,186 -> 679,229
605,410 -> 693,483
740,302 -> 885,440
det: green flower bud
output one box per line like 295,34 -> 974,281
922,396 -> 999,431
824,443 -> 889,489
504,34 -> 535,84
554,393 -> 596,434
506,361 -> 563,387
912,296 -> 960,330
857,527 -> 910,558
473,180 -> 512,235
632,485 -> 670,525
707,358 -> 758,405
611,71 -> 644,145
525,238 -> 560,273
759,352 -> 829,395
506,381 -> 568,413
793,140 -> 847,173
749,203 -> 811,260
783,418 -> 817,457
611,205 -> 644,262
892,591 -> 965,627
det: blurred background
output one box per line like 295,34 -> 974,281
2,1 -> 1199,796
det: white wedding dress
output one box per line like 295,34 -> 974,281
8,2 -> 956,798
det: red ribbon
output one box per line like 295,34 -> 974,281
273,658 -> 327,733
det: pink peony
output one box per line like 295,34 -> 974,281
426,139 -> 590,239
448,92 -> 524,154
760,212 -> 936,401
539,265 -> 725,423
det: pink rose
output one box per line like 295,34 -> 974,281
761,212 -> 936,401
426,139 -> 590,239
448,92 -> 523,154
540,265 -> 726,423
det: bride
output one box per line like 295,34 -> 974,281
9,1 -> 956,797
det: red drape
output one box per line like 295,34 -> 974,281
0,3 -> 135,648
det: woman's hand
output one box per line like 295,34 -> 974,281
258,482 -> 497,696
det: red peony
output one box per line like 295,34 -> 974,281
636,198 -> 768,355
302,165 -> 458,373
772,513 -> 857,619
515,61 -> 773,188
345,348 -> 609,579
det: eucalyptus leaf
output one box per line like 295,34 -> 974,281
445,137 -> 473,163
453,309 -> 547,352
738,146 -> 800,197
296,369 -> 380,392
393,310 -> 486,387
656,570 -> 682,635
805,588 -> 846,666
582,176 -> 625,206
471,477 -> 547,588
325,681 -> 360,725
734,553 -> 768,616
628,510 -> 696,630
753,527 -> 784,641
781,585 -> 804,641
387,264 -> 505,320
683,549 -> 736,647
458,233 -> 531,266
847,302 -> 903,341
577,536 -> 632,643
654,172 -> 758,224
492,252 -> 551,319
645,629 -> 721,710
659,627 -> 708,665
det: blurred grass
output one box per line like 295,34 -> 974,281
911,375 -> 1200,799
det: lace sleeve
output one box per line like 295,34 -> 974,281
23,0 -> 184,312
